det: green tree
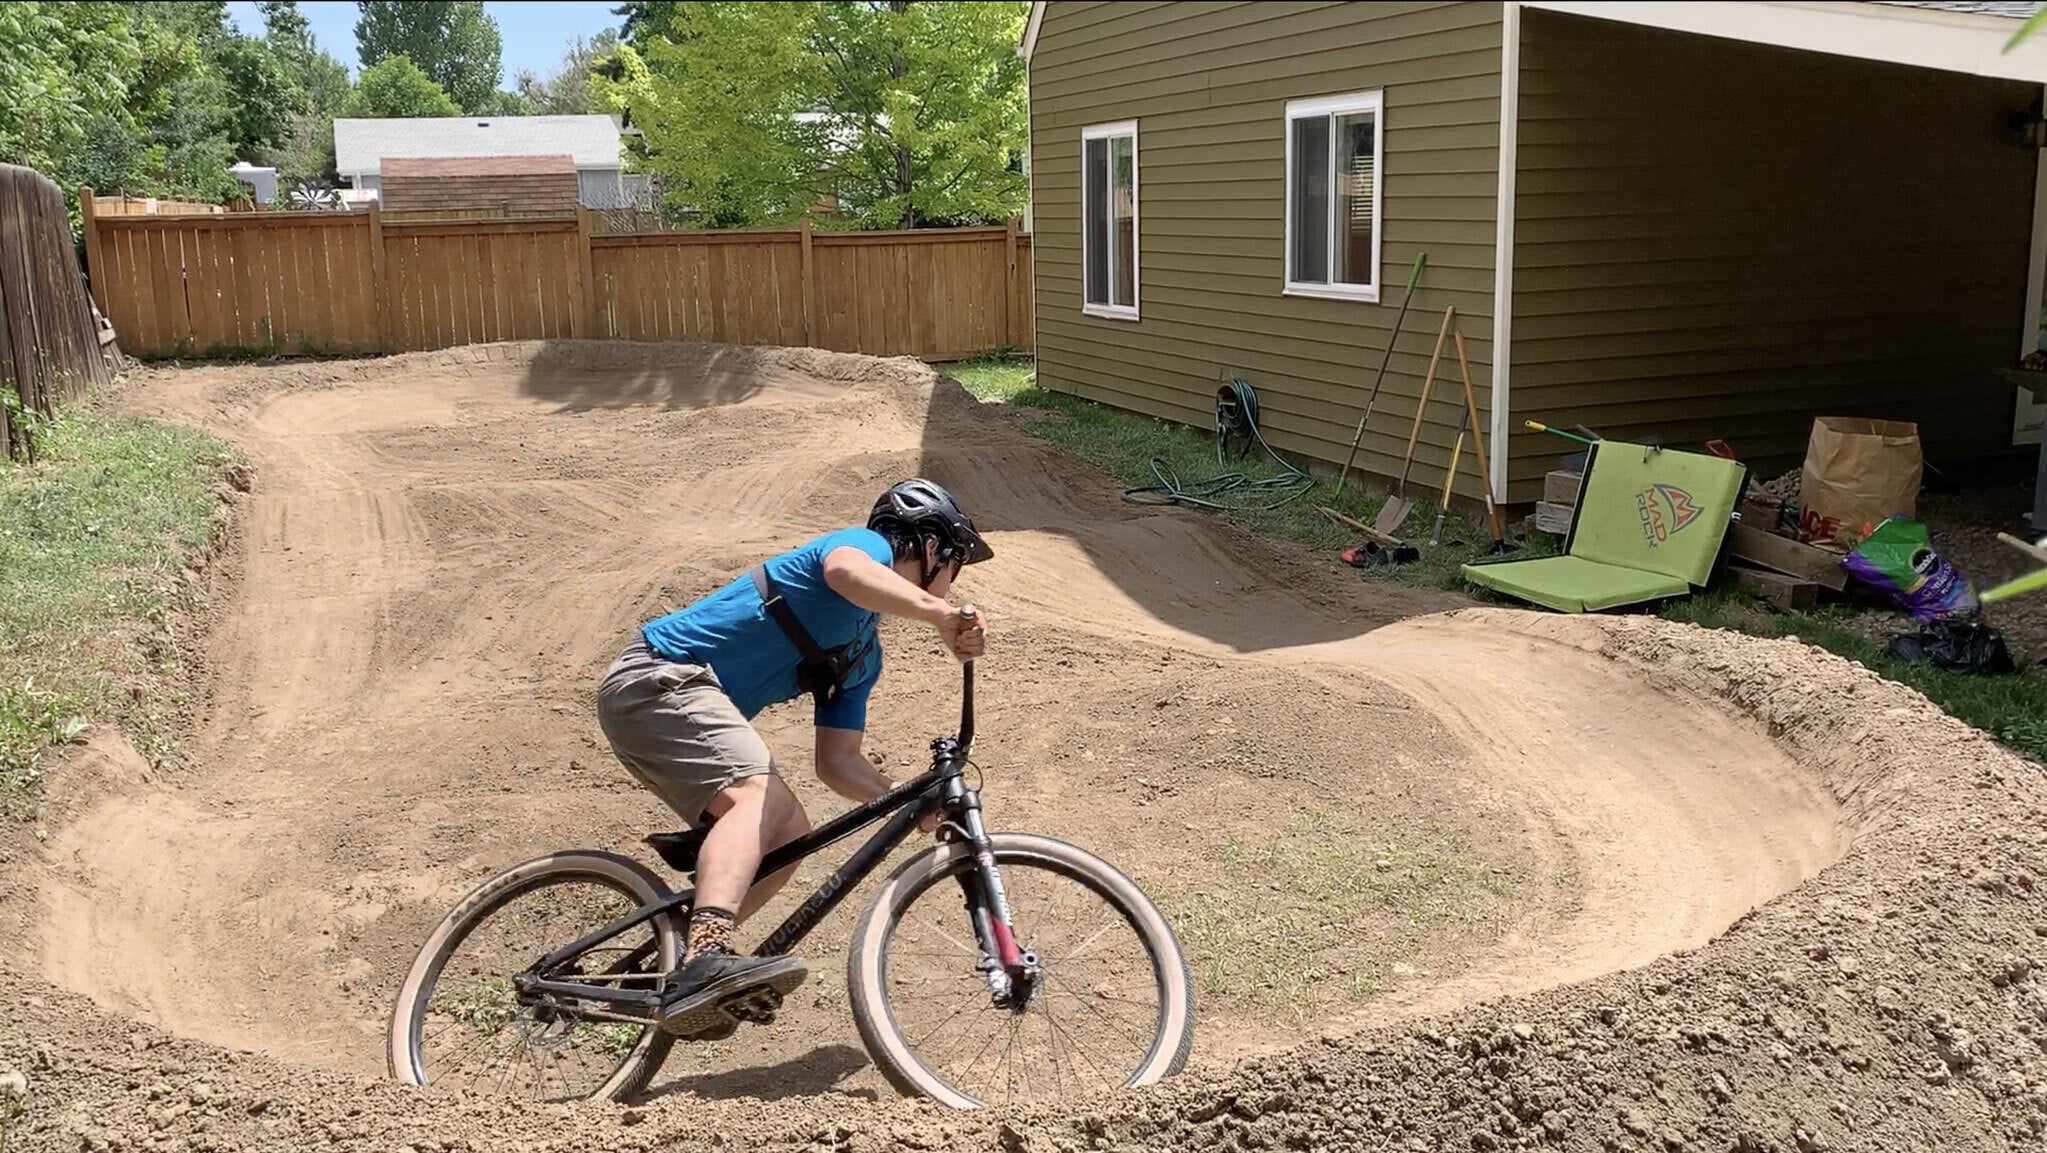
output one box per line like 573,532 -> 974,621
354,0 -> 504,115
0,2 -> 145,177
261,1 -> 348,182
344,54 -> 462,119
597,1 -> 1029,229
514,30 -> 620,116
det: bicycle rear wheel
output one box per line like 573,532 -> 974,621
846,833 -> 1194,1109
386,850 -> 685,1103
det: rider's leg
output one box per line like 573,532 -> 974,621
596,638 -> 810,1021
699,772 -> 812,926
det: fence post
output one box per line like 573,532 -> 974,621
575,207 -> 597,338
78,186 -> 107,319
367,199 -> 390,351
800,217 -> 817,348
1004,218 -> 1019,351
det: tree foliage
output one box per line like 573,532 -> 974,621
597,1 -> 1030,229
344,55 -> 463,120
0,1 -> 311,204
354,1 -> 504,116
515,30 -> 620,116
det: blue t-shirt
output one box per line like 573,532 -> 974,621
640,527 -> 894,731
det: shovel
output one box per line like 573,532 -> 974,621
1452,327 -> 1514,554
1373,304 -> 1455,536
1336,253 -> 1426,494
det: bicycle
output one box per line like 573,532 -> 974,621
385,608 -> 1196,1109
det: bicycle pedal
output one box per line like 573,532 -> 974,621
720,986 -> 784,1024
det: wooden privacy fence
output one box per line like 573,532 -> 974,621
1,167 -> 114,459
82,187 -> 1034,362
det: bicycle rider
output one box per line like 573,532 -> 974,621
595,478 -> 994,1033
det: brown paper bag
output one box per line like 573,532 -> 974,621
1797,416 -> 1922,545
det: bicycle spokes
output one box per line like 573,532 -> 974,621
882,859 -> 1163,1105
417,876 -> 664,1102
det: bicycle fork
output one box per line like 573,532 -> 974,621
942,772 -> 1039,1010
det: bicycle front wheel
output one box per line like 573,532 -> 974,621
847,833 -> 1194,1109
385,850 -> 685,1104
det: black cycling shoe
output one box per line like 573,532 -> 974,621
656,949 -> 808,1038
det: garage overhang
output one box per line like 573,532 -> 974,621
1521,1 -> 2047,83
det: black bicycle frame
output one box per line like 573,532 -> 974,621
517,654 -> 1010,1016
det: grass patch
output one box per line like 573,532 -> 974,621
0,408 -> 235,812
937,354 -> 2047,763
940,355 -> 1551,592
1663,586 -> 2047,760
1153,807 -> 1515,1022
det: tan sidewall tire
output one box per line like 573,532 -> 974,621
846,832 -> 1194,1109
385,850 -> 685,1103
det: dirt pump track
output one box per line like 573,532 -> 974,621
1,340 -> 2045,1152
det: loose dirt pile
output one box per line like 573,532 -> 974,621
1,340 -> 2041,1152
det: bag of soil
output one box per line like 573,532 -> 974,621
1840,515 -> 1978,622
1885,620 -> 2016,676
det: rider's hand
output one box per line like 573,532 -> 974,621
937,607 -> 985,662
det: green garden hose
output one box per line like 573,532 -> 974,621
1121,376 -> 1316,512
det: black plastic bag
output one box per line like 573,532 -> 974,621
1885,620 -> 2016,676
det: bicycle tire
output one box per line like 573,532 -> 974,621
845,833 -> 1194,1108
385,850 -> 685,1103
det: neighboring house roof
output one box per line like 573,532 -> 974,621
380,154 -> 578,178
332,114 -> 624,177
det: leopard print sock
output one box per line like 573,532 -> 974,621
684,906 -> 737,961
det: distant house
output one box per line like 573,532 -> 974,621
1022,1 -> 2047,507
332,114 -> 648,209
378,155 -> 580,213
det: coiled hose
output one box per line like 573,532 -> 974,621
1120,375 -> 1315,512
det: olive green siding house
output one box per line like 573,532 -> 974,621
1022,0 -> 2047,509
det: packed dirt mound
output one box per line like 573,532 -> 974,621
0,339 -> 2037,1152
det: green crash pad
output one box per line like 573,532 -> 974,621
1463,439 -> 1747,613
1459,555 -> 1691,613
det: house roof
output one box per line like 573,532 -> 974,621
380,154 -> 577,178
332,114 -> 623,177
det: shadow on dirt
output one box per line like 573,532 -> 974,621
514,341 -> 775,412
641,1043 -> 874,1103
505,338 -> 1451,653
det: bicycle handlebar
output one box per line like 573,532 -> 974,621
957,604 -> 977,753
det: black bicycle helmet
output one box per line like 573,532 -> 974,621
868,478 -> 995,575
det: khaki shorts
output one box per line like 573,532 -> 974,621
596,636 -> 777,825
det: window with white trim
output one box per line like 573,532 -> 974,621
1284,90 -> 1382,301
1081,120 -> 1138,319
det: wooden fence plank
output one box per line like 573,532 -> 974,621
0,166 -> 112,457
89,208 -> 1033,360
575,208 -> 595,338
80,186 -> 107,317
367,202 -> 388,349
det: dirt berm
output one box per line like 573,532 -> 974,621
2,341 -> 2044,1152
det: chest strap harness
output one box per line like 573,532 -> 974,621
751,564 -> 866,708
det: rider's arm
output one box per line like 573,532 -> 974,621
817,725 -> 942,833
814,725 -> 895,803
821,545 -> 953,625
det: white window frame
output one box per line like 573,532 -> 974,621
1080,119 -> 1140,321
1283,89 -> 1384,303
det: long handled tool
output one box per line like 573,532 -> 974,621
1374,304 -> 1455,536
1336,253 -> 1427,494
1431,399 -> 1470,545
1453,327 -> 1511,553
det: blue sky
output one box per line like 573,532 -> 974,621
225,2 -> 627,87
